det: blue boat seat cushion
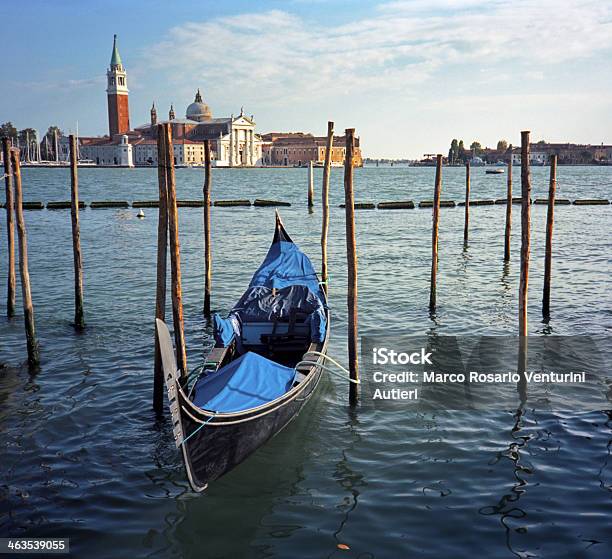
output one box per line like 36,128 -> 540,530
192,351 -> 296,412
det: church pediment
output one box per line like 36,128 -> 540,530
232,116 -> 254,126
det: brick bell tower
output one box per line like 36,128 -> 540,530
106,34 -> 130,137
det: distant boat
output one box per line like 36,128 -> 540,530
486,169 -> 504,174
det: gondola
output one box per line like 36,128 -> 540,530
156,212 -> 329,492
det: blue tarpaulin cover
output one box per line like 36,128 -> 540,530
213,313 -> 237,347
249,240 -> 325,302
192,351 -> 296,412
213,232 -> 327,346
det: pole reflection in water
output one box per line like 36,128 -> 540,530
479,339 -> 533,558
330,406 -> 370,558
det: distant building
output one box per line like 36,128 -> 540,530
511,150 -> 547,165
80,134 -> 133,166
261,132 -> 363,166
79,35 -> 263,167
510,142 -> 612,165
132,137 -> 207,166
107,34 -> 130,137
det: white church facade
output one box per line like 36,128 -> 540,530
79,36 -> 262,167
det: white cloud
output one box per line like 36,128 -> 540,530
139,1 -> 612,156
147,1 -> 612,109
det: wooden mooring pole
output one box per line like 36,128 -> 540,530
504,149 -> 513,262
308,160 -> 314,209
10,149 -> 40,368
163,123 -> 188,378
203,139 -> 212,316
519,131 -> 531,338
69,135 -> 85,329
2,138 -> 16,317
463,161 -> 470,244
429,154 -> 443,311
542,154 -> 557,318
321,121 -> 334,295
344,128 -> 359,404
153,124 -> 169,413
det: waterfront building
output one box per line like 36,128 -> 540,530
494,142 -> 612,166
78,35 -> 135,166
261,132 -> 363,166
80,134 -> 133,166
78,36 -> 262,167
107,34 -> 130,137
133,100 -> 262,166
511,150 -> 547,165
132,138 -> 206,166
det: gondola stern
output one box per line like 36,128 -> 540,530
156,318 -> 210,492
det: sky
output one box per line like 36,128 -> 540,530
1,0 -> 611,158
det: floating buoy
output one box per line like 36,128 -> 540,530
137,209 -> 145,219
337,543 -> 350,550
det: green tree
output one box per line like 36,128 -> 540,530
458,140 -> 466,162
45,125 -> 62,141
470,141 -> 482,154
42,126 -> 63,160
496,139 -> 508,151
18,128 -> 38,160
19,128 -> 37,146
0,122 -> 18,142
448,139 -> 459,164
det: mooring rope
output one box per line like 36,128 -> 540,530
181,411 -> 217,446
295,351 -> 360,385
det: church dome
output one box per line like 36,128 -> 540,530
186,89 -> 212,122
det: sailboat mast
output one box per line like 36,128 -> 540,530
54,129 -> 59,163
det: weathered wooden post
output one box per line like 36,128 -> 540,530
2,138 -> 16,317
344,128 -> 359,404
163,123 -> 188,378
203,139 -> 212,316
308,160 -> 314,209
321,121 -> 334,295
504,148 -> 513,262
463,160 -> 470,244
429,154 -> 443,311
69,135 -> 85,329
519,131 -> 531,339
542,154 -> 557,318
153,124 -> 169,413
10,149 -> 40,368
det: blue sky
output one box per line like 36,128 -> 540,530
1,0 -> 611,158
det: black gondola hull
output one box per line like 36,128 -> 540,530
158,213 -> 330,492
179,363 -> 323,490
